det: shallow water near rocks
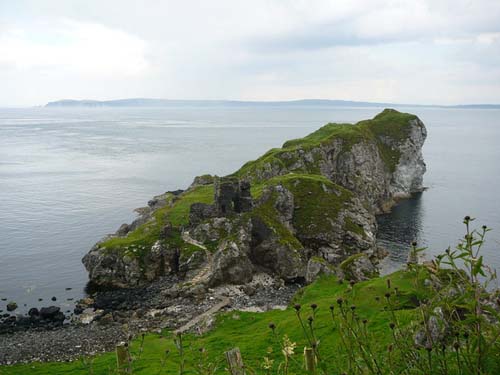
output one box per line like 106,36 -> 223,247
1,105 -> 499,313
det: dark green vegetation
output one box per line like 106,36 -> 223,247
5,218 -> 500,374
250,174 -> 357,250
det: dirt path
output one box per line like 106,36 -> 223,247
174,297 -> 230,334
182,231 -> 214,284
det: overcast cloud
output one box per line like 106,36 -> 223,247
1,0 -> 500,106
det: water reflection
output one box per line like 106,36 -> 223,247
377,193 -> 424,274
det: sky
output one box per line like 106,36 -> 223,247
1,0 -> 500,106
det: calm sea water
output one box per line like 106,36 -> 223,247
1,106 -> 499,313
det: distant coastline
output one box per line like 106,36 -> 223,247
44,98 -> 500,109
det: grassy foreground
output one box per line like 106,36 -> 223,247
2,271 -> 420,375
3,218 -> 500,375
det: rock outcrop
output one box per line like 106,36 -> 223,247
235,108 -> 427,212
83,109 -> 426,290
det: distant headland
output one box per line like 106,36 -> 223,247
44,98 -> 500,109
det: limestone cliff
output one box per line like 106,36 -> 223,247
83,109 -> 426,289
234,108 -> 426,212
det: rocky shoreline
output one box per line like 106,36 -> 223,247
0,273 -> 299,365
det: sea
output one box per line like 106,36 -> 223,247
1,105 -> 499,313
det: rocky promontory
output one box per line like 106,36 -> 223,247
83,109 -> 427,291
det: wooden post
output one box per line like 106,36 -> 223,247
304,347 -> 316,374
225,347 -> 246,375
116,342 -> 130,374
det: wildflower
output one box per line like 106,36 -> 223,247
282,335 -> 297,357
336,298 -> 343,306
307,316 -> 314,324
453,342 -> 460,351
268,322 -> 276,332
310,303 -> 318,310
349,280 -> 356,287
262,356 -> 274,370
329,305 -> 334,311
350,305 -> 356,311
294,304 -> 301,311
385,292 -> 391,299
412,241 -> 417,247
362,319 -> 368,325
389,322 -> 396,330
464,215 -> 471,222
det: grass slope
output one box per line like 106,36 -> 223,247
3,271 -> 423,374
98,185 -> 214,261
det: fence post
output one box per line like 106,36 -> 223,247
304,347 -> 316,374
225,347 -> 246,375
116,342 -> 130,374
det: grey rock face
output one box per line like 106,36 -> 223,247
340,253 -> 379,282
306,258 -> 335,283
389,118 -> 427,198
82,240 -> 179,288
189,177 -> 253,225
214,177 -> 253,215
208,241 -> 254,286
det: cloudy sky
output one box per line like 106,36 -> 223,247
1,0 -> 500,106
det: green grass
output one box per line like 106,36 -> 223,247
254,173 -> 360,238
100,185 -> 214,258
2,270 -> 424,375
278,174 -> 353,237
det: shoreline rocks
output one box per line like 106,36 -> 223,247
0,273 -> 300,365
